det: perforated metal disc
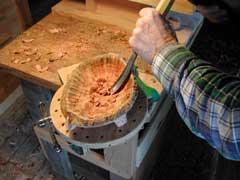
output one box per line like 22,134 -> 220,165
50,86 -> 148,149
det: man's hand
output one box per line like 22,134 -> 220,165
129,8 -> 177,64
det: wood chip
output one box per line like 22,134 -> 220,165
21,46 -> 31,52
13,50 -> 21,54
22,38 -> 34,43
46,51 -> 53,55
11,58 -> 20,64
58,52 -> 67,59
21,58 -> 32,64
48,52 -> 67,63
34,53 -> 41,61
48,28 -> 66,34
35,64 -> 49,73
24,50 -> 37,56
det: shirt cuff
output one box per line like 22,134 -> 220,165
152,44 -> 196,95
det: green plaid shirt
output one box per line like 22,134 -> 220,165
152,44 -> 240,160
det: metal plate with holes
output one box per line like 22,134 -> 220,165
50,86 -> 148,149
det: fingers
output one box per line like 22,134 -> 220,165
139,8 -> 157,17
132,27 -> 142,36
129,36 -> 137,49
129,27 -> 145,47
129,36 -> 143,52
136,18 -> 144,28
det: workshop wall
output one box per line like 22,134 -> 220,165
0,0 -> 32,145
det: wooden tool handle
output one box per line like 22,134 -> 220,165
156,0 -> 175,16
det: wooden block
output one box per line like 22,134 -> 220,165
52,0 -> 145,31
129,0 -> 194,14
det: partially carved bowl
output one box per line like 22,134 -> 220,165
61,53 -> 137,127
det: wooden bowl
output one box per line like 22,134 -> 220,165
61,53 -> 137,127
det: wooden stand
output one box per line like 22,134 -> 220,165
34,90 -> 174,180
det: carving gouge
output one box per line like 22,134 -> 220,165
111,0 -> 175,94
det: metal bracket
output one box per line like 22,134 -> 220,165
37,102 -> 62,153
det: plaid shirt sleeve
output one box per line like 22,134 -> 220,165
152,44 -> 240,160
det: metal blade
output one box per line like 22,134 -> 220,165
111,52 -> 137,93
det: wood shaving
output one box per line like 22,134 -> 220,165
22,38 -> 34,43
24,50 -> 37,56
48,57 -> 58,63
48,28 -> 66,34
34,53 -> 41,61
21,58 -> 32,64
35,64 -> 49,73
11,58 -> 20,64
57,52 -> 67,59
46,51 -> 53,55
13,50 -> 21,54
48,52 -> 67,63
21,46 -> 31,52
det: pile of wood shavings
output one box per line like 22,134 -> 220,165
89,78 -> 118,108
11,36 -> 68,73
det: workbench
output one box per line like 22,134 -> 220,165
0,0 -> 203,179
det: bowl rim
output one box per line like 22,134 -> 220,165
61,53 -> 138,127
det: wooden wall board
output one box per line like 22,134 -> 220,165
0,0 -> 31,121
129,0 -> 194,14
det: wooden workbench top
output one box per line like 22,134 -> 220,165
0,0 -> 195,91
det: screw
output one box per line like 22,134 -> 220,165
54,145 -> 62,153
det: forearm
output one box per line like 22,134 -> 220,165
152,44 -> 240,160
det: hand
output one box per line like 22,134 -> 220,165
196,5 -> 229,23
129,8 -> 177,64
